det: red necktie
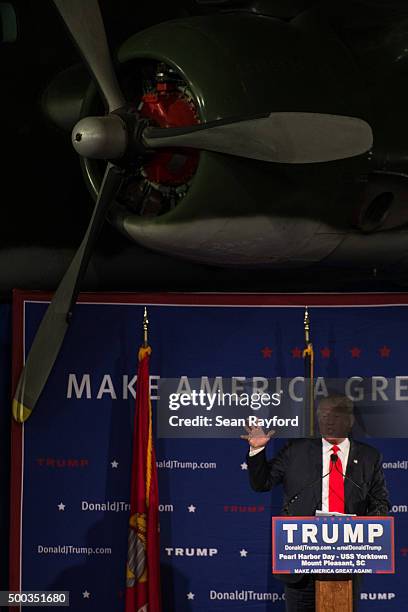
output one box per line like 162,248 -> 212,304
328,445 -> 345,513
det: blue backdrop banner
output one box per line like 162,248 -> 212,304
9,292 -> 408,610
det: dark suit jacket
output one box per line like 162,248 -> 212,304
247,438 -> 391,583
248,438 -> 390,515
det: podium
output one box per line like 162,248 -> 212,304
272,516 -> 395,612
315,579 -> 352,612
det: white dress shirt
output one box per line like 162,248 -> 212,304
321,437 -> 350,512
248,437 -> 351,513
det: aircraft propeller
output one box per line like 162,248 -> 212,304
12,0 -> 373,422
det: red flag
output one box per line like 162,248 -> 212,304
126,346 -> 161,612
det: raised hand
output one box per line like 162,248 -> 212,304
240,420 -> 275,448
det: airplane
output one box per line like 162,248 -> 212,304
41,0 -> 408,270
6,0 -> 408,421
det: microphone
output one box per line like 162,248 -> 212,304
311,453 -> 339,514
332,456 -> 391,515
283,459 -> 335,515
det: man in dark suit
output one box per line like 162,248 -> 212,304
243,394 -> 390,611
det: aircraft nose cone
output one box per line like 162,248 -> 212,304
71,114 -> 127,160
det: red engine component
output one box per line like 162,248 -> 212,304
139,84 -> 200,186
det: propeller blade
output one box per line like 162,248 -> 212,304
53,0 -> 125,112
143,112 -> 373,164
12,163 -> 124,423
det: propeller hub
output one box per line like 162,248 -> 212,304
72,114 -> 127,160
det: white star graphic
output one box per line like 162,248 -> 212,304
82,590 -> 90,599
240,462 -> 248,470
111,460 -> 119,468
187,592 -> 195,600
240,549 -> 248,557
57,502 -> 65,511
188,504 -> 196,513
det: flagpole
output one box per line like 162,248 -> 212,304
143,306 -> 149,347
303,307 -> 314,436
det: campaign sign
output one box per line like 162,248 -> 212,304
272,516 -> 395,574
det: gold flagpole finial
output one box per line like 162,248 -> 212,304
143,307 -> 149,346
